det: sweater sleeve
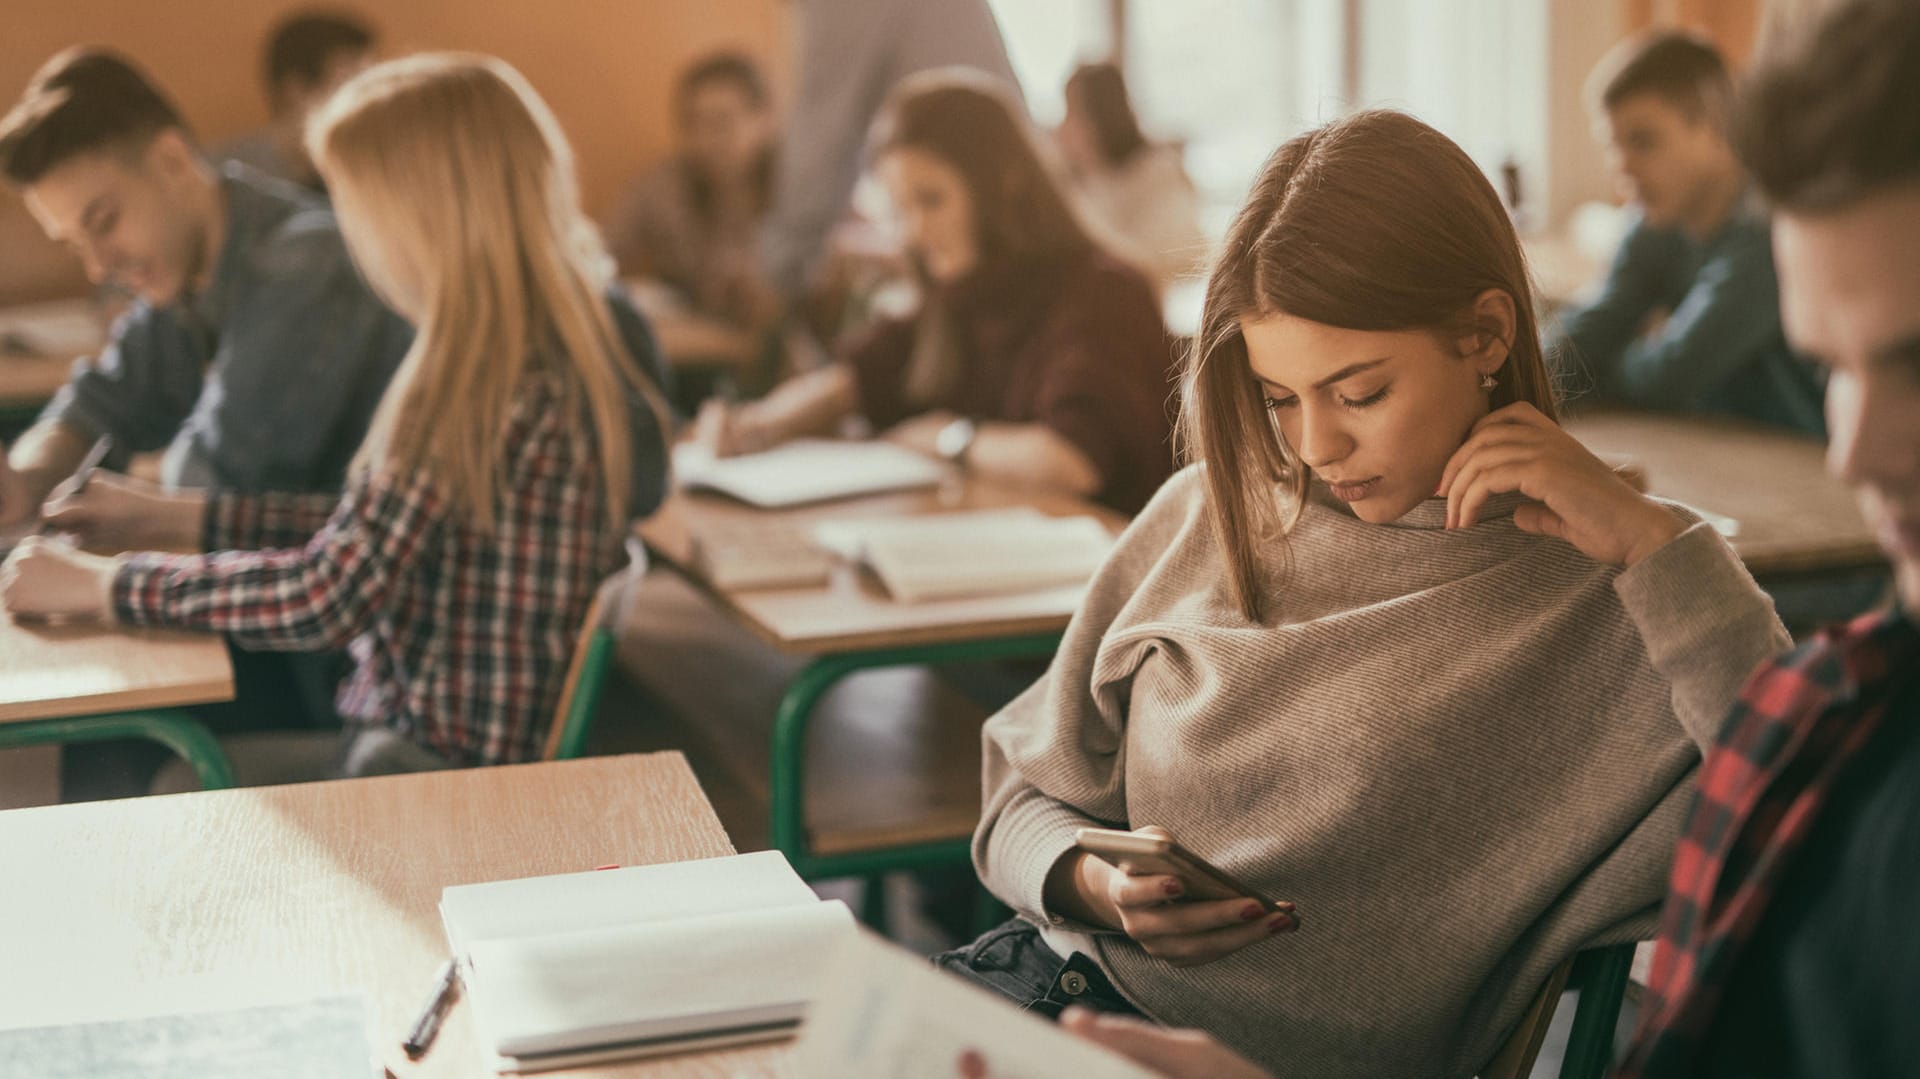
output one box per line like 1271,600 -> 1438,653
1612,515 -> 1792,750
972,468 -> 1205,920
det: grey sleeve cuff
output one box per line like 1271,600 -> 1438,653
1614,519 -> 1792,746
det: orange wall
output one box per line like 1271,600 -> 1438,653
0,0 -> 790,304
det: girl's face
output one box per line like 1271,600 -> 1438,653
878,147 -> 980,284
1242,312 -> 1502,523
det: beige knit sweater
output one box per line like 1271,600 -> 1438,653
974,465 -> 1789,1079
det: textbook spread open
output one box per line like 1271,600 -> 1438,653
440,850 -> 853,1073
794,930 -> 1161,1079
814,507 -> 1116,602
674,439 -> 949,508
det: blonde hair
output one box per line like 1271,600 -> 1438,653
307,53 -> 661,530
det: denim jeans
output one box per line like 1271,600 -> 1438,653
933,918 -> 1144,1020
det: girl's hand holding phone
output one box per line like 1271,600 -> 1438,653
1051,826 -> 1298,968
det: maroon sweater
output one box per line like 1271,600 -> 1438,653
847,250 -> 1176,514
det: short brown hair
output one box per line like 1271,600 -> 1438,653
264,10 -> 376,105
1182,110 -> 1555,622
1739,0 -> 1920,212
0,47 -> 190,186
1589,31 -> 1733,132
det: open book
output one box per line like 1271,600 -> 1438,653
674,439 -> 949,508
794,930 -> 1161,1078
814,507 -> 1116,603
440,850 -> 853,1073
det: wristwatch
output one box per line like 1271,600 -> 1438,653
934,416 -> 978,467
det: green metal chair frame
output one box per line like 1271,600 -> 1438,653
0,709 -> 235,790
546,622 -> 617,760
1558,943 -> 1636,1079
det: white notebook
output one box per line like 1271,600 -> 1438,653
674,439 -> 948,508
440,850 -> 854,1073
815,508 -> 1115,603
794,930 -> 1161,1079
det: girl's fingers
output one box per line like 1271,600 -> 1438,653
1140,909 -> 1296,966
1123,895 -> 1272,938
1445,445 -> 1536,528
1452,460 -> 1534,530
1438,424 -> 1543,496
1111,872 -> 1188,907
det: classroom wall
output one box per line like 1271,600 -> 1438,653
0,0 -> 791,305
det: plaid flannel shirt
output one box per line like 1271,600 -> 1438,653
1623,606 -> 1919,1076
112,370 -> 637,766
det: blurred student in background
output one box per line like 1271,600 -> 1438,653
1548,32 -> 1824,434
218,8 -> 378,191
700,69 -> 1175,514
605,51 -> 781,335
1057,62 -> 1207,291
761,0 -> 1020,305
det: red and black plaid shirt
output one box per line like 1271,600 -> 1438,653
113,371 -> 633,766
1623,605 -> 1919,1076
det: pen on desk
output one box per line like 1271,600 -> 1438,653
402,957 -> 460,1061
69,434 -> 113,495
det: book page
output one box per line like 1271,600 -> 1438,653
440,850 -> 816,953
793,931 -> 1161,1079
857,513 -> 1115,603
465,899 -> 854,1058
674,440 -> 948,508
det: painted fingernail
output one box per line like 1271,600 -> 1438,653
1241,903 -> 1264,921
1162,879 -> 1182,897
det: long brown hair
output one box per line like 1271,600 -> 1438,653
1180,109 -> 1556,622
869,67 -> 1097,272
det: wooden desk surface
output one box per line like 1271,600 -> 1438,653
0,753 -> 793,1078
638,476 -> 1124,655
0,298 -> 108,408
1566,411 -> 1882,577
0,615 -> 235,723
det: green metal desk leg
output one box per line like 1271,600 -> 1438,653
0,710 -> 236,791
768,633 -> 1067,887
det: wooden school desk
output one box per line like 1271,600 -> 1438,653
0,752 -> 792,1079
0,297 -> 109,429
1565,411 -> 1882,579
0,613 -> 237,788
638,476 -> 1124,884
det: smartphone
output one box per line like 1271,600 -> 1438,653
1074,827 -> 1289,913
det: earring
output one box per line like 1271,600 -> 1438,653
1480,372 -> 1498,391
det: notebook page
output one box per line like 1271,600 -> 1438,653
440,850 -> 816,954
794,931 -> 1160,1079
465,899 -> 855,1058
